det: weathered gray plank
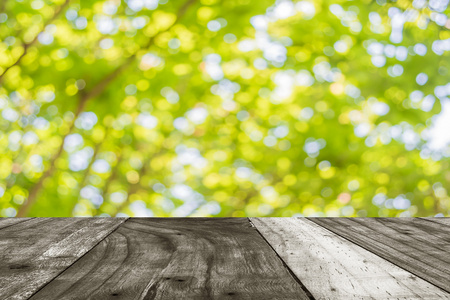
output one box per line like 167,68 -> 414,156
310,217 -> 450,293
378,218 -> 450,252
30,218 -> 310,300
0,217 -> 126,300
420,217 -> 450,227
251,217 -> 450,299
0,218 -> 31,230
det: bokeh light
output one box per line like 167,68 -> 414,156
0,0 -> 449,217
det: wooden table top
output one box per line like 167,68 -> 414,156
0,217 -> 449,300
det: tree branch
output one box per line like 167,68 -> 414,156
95,152 -> 124,215
113,155 -> 150,216
16,0 -> 197,217
0,0 -> 7,14
0,0 -> 70,82
70,140 -> 103,215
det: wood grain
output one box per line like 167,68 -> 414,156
30,218 -> 310,300
420,217 -> 450,227
251,217 -> 450,299
0,218 -> 31,230
0,218 -> 126,300
309,217 -> 450,293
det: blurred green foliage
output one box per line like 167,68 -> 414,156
0,0 -> 449,217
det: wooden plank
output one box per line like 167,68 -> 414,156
420,217 -> 450,227
377,218 -> 450,252
310,217 -> 450,293
30,218 -> 310,300
0,217 -> 126,300
251,218 -> 450,299
0,218 -> 31,230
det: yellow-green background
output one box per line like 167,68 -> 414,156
0,0 -> 449,217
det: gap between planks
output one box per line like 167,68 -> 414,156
0,218 -> 34,231
247,218 -> 316,300
26,217 -> 130,299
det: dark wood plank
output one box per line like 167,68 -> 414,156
0,218 -> 126,300
310,217 -> 450,293
30,218 -> 310,300
252,218 -> 450,299
0,218 -> 31,230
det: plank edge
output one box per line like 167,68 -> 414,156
27,217 -> 129,299
249,218 -> 314,299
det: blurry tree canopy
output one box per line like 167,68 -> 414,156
0,0 -> 449,217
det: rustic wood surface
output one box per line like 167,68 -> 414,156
30,218 -> 310,300
0,218 -> 126,299
0,217 -> 449,300
309,217 -> 450,293
0,217 -> 31,230
251,218 -> 448,299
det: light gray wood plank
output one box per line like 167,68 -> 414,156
30,218 -> 310,300
251,217 -> 450,299
310,217 -> 450,292
0,217 -> 126,300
